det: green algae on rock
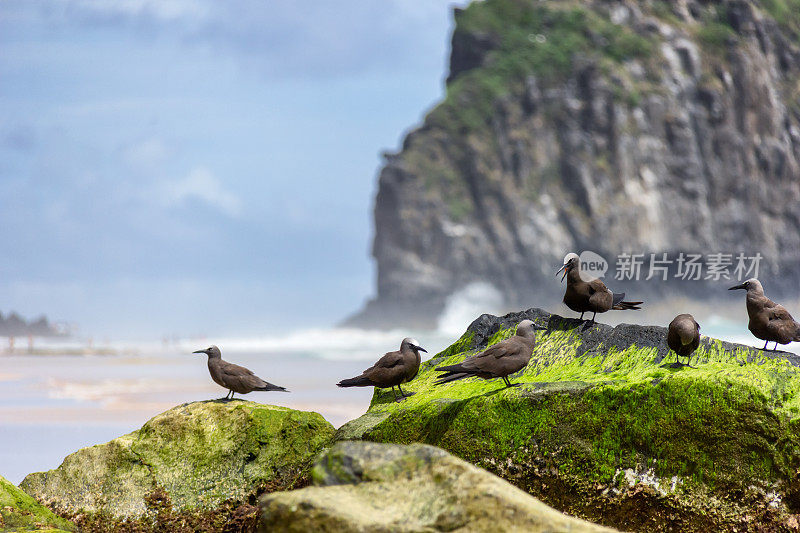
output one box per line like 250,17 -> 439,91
20,400 -> 335,519
337,308 -> 800,531
260,440 -> 617,532
0,474 -> 75,532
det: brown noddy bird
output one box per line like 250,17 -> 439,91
193,345 -> 288,399
434,320 -> 547,388
729,278 -> 800,351
667,313 -> 700,366
337,338 -> 427,402
557,252 -> 642,323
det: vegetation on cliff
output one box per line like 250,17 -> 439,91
353,0 -> 800,328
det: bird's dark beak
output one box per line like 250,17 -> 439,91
728,283 -> 747,291
556,264 -> 568,282
534,324 -> 548,331
418,347 -> 428,353
192,349 -> 206,354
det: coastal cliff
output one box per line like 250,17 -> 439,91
348,0 -> 800,328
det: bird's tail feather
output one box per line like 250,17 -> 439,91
613,300 -> 643,310
257,383 -> 289,392
434,372 -> 470,385
436,363 -> 466,374
337,375 -> 374,388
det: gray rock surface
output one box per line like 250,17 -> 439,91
259,441 -> 617,532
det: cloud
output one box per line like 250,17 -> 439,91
31,0 -> 467,80
47,0 -> 210,25
122,137 -> 168,169
161,166 -> 242,217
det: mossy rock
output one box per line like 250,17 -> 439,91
337,308 -> 800,531
0,474 -> 75,532
20,400 -> 335,519
260,440 -> 617,532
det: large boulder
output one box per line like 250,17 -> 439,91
337,308 -> 800,531
0,474 -> 75,532
259,440 -> 617,532
20,400 -> 334,519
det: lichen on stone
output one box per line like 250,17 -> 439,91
20,400 -> 335,520
0,474 -> 75,532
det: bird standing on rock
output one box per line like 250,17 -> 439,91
434,320 -> 547,388
337,338 -> 427,402
667,314 -> 700,366
557,253 -> 642,323
729,278 -> 800,351
193,345 -> 288,399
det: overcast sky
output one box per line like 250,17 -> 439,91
0,1 -> 467,338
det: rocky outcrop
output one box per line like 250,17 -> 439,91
338,308 -> 800,531
0,474 -> 75,532
20,401 -> 334,520
348,0 -> 800,328
259,440 -> 617,532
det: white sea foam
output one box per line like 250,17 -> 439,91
437,282 -> 505,337
172,327 -> 459,361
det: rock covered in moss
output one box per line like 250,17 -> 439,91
338,308 -> 800,531
0,474 -> 75,532
259,440 -> 617,532
20,400 -> 334,519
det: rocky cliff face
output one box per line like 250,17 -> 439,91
349,0 -> 800,328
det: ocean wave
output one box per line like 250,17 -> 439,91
173,327 -> 457,361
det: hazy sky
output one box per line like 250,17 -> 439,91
0,1 -> 467,338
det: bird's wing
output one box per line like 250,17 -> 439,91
480,340 -> 514,360
217,361 -> 269,391
437,352 -> 484,374
219,360 -> 255,378
373,350 -> 404,369
458,341 -> 517,374
588,278 -> 610,294
767,304 -> 795,322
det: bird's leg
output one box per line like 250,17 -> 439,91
229,391 -> 235,400
502,376 -> 512,388
579,312 -> 585,320
397,384 -> 415,400
590,312 -> 596,324
395,385 -> 406,402
764,340 -> 769,351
